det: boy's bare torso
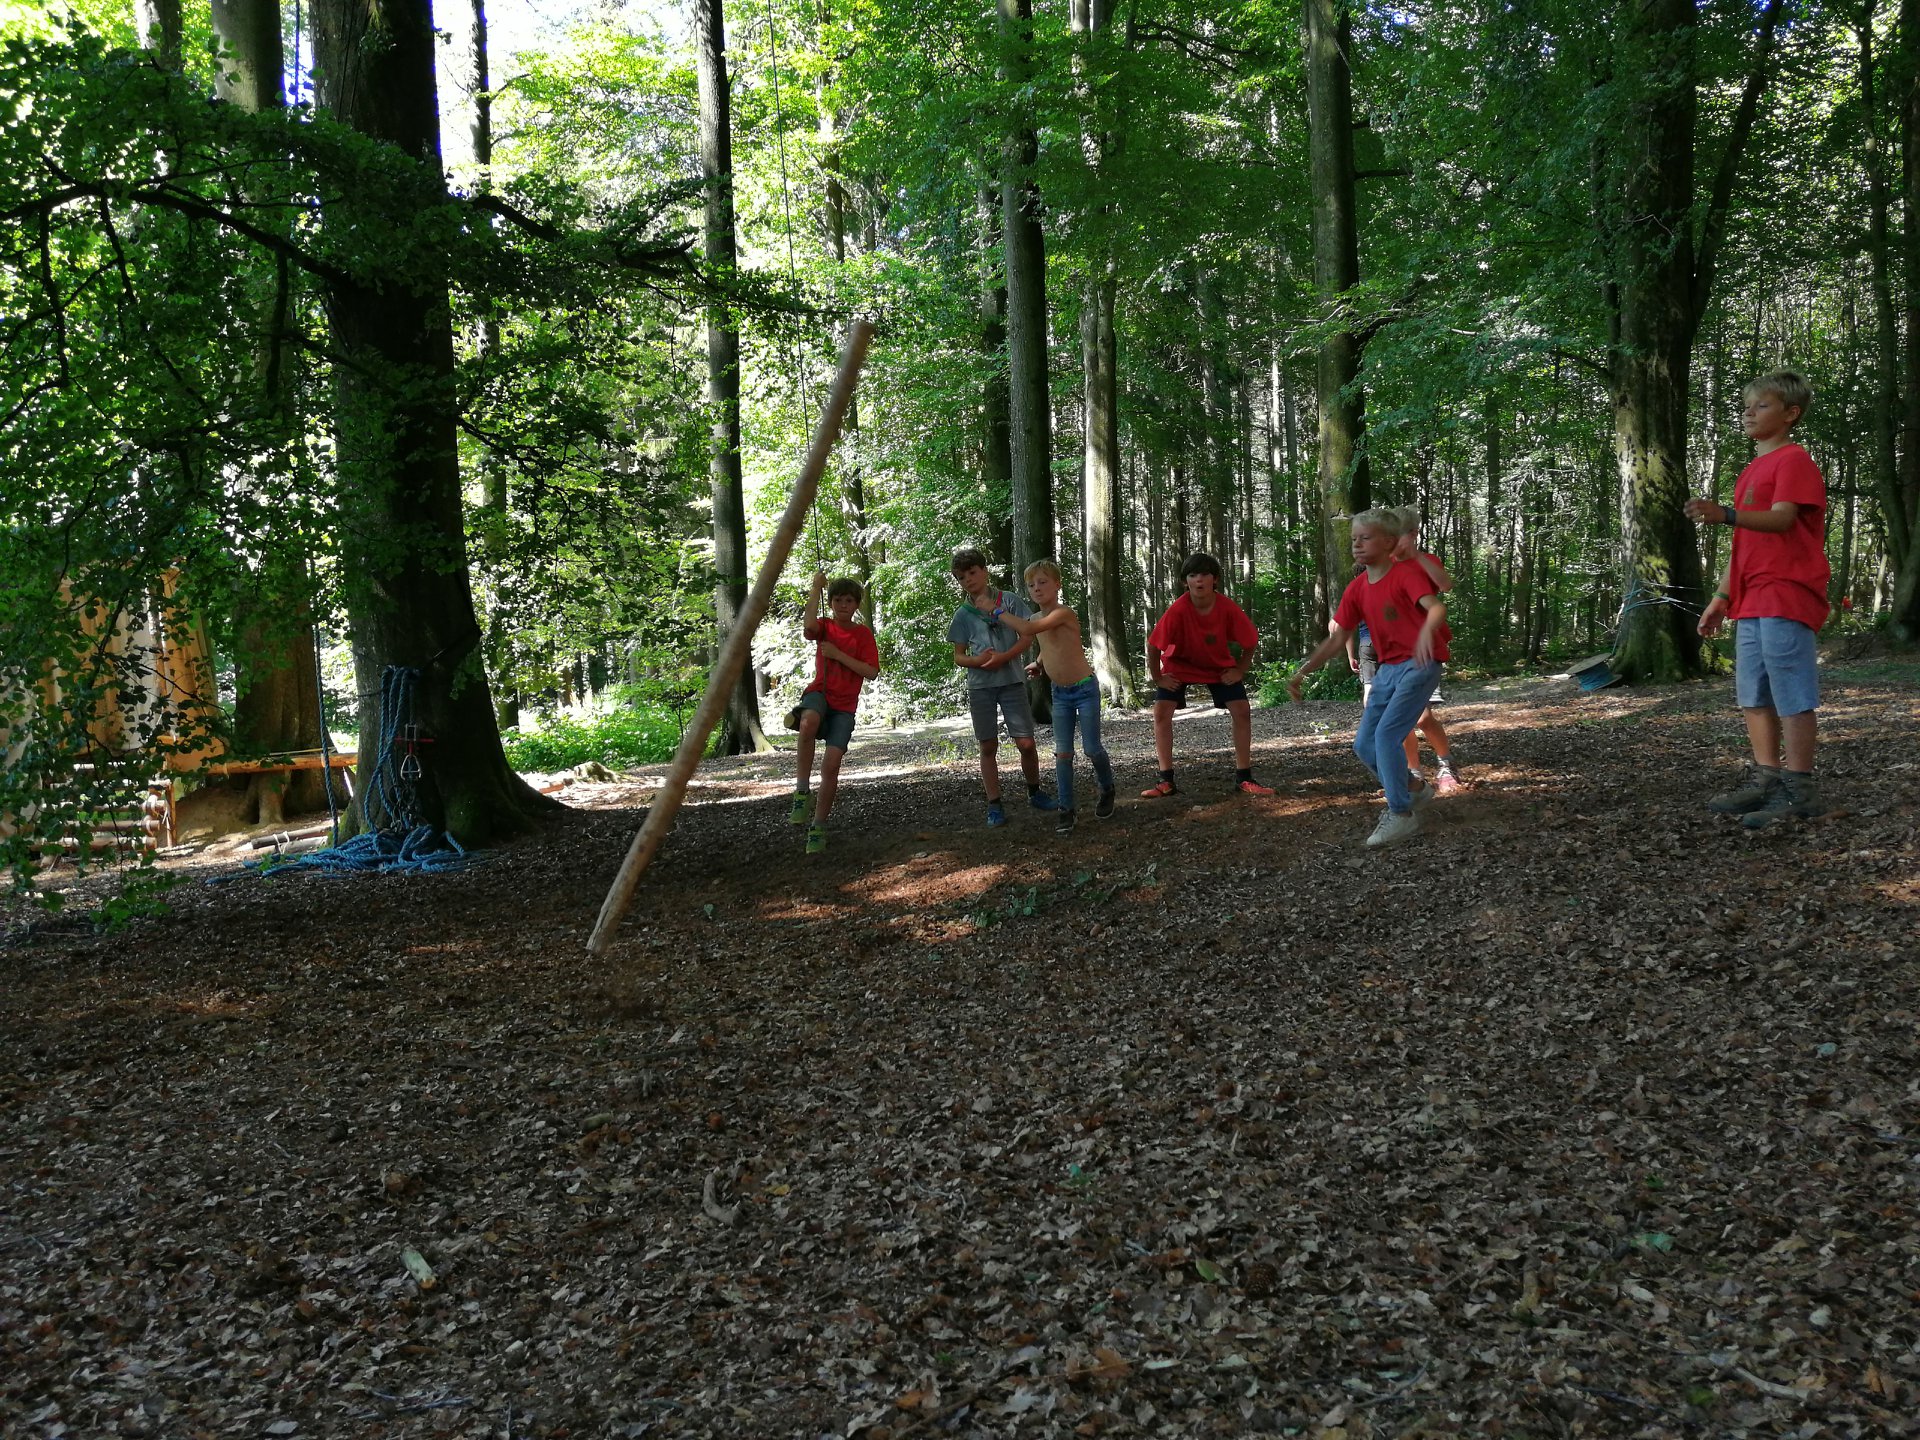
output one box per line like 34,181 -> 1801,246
1034,605 -> 1093,687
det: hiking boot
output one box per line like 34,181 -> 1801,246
1140,779 -> 1178,799
1708,763 -> 1780,815
804,821 -> 828,854
787,791 -> 815,825
1028,790 -> 1058,812
1095,788 -> 1116,819
1742,772 -> 1824,830
1365,808 -> 1422,849
1237,778 -> 1275,797
985,801 -> 1007,828
1434,766 -> 1461,797
1055,808 -> 1077,835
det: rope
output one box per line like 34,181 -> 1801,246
762,0 -> 825,571
214,664 -> 481,881
1612,576 -> 1704,630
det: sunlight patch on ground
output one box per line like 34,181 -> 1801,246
853,857 -> 1013,907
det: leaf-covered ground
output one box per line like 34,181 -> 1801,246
4,658 -> 1919,1439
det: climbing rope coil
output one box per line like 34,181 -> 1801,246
233,666 -> 480,880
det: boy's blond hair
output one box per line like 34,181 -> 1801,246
1349,507 -> 1405,538
1745,370 -> 1812,421
1386,505 -> 1421,536
1023,558 -> 1063,586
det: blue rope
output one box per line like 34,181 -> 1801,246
214,664 -> 483,882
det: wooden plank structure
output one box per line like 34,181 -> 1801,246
587,318 -> 875,954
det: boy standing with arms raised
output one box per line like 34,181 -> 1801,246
947,549 -> 1056,827
1288,510 -> 1447,848
1140,553 -> 1274,798
788,572 -> 880,854
992,560 -> 1116,834
1684,370 -> 1830,827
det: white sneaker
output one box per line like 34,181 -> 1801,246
1366,808 -> 1422,848
1408,778 -> 1434,810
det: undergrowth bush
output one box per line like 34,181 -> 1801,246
501,703 -> 687,772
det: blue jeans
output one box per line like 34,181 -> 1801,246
1354,659 -> 1442,813
1051,677 -> 1114,811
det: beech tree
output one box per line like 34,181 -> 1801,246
310,0 -> 554,841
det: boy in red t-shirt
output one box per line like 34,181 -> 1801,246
1288,510 -> 1449,848
1685,370 -> 1830,827
787,572 -> 880,854
1140,553 -> 1274,799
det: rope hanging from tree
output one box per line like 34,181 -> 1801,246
761,0 -> 826,571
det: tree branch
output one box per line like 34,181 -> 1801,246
1691,0 -> 1788,326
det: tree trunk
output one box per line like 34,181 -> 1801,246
1304,0 -> 1368,606
465,0 -> 518,732
979,184 -> 1015,574
999,0 -> 1055,573
135,0 -> 183,67
1895,0 -> 1920,636
311,0 -> 554,843
1608,0 -> 1785,680
1073,0 -> 1132,701
214,0 -> 333,820
694,0 -> 768,754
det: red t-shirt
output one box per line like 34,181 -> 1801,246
1149,593 -> 1258,683
1334,560 -> 1446,665
1727,443 -> 1829,630
803,618 -> 878,712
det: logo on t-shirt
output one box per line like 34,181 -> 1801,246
1382,604 -> 1401,623
1203,633 -> 1218,646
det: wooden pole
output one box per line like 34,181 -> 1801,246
586,318 -> 875,954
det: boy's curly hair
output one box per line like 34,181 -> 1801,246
826,578 -> 864,604
1180,552 -> 1223,579
949,547 -> 989,576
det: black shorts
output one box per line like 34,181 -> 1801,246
1356,639 -> 1378,686
1155,680 -> 1248,708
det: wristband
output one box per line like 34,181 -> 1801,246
1721,505 -> 1736,527
1713,590 -> 1730,603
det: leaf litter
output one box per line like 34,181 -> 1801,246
3,660 -> 1919,1438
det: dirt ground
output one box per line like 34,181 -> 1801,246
3,658 -> 1918,1439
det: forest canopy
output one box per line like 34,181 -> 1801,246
2,0 -> 1916,879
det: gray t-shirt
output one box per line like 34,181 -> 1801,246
947,589 -> 1032,691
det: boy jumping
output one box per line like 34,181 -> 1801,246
992,560 -> 1116,834
788,572 -> 880,854
1289,509 -> 1448,848
1141,552 -> 1274,798
947,549 -> 1056,826
1684,369 -> 1830,827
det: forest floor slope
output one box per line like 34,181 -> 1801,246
4,657 -> 1919,1438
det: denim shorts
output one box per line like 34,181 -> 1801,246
1734,617 -> 1819,716
799,690 -> 857,750
969,682 -> 1036,744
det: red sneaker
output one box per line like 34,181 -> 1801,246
1139,779 -> 1179,799
1237,779 -> 1275,797
1434,768 -> 1461,796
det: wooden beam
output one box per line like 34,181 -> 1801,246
587,318 -> 875,954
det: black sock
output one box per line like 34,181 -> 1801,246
1159,769 -> 1174,784
1027,782 -> 1042,796
1236,768 -> 1252,784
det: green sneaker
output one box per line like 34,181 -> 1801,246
805,821 -> 828,854
788,791 -> 815,825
